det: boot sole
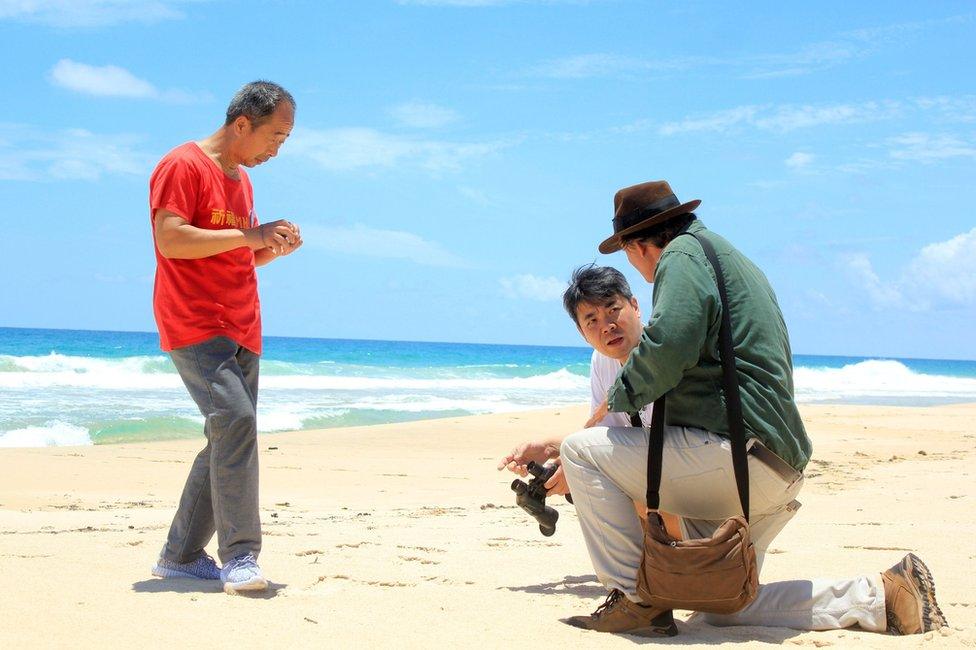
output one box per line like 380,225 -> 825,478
628,622 -> 678,638
905,553 -> 948,633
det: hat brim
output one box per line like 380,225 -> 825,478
598,199 -> 701,254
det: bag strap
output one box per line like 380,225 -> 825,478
644,231 -> 750,522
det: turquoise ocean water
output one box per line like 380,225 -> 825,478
2,327 -> 975,447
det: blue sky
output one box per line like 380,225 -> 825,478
0,0 -> 974,360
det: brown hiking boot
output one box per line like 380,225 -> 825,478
882,553 -> 948,635
563,589 -> 677,636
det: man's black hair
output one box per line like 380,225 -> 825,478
563,264 -> 634,326
623,212 -> 697,249
225,80 -> 295,127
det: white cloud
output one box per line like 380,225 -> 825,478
500,274 -> 566,301
660,101 -> 900,136
740,40 -> 865,79
842,14 -> 973,44
49,59 -> 203,102
51,59 -> 155,98
785,152 -> 815,169
913,95 -> 976,122
842,253 -> 907,309
756,102 -> 900,131
305,224 -> 468,268
887,132 -> 976,162
658,105 -> 761,136
287,126 -> 511,173
0,124 -> 150,181
522,43 -> 855,81
0,0 -> 193,28
842,227 -> 976,311
523,40 -> 860,82
647,95 -> 974,140
523,16 -> 972,81
389,101 -> 459,128
905,228 -> 976,307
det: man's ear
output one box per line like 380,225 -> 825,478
629,295 -> 640,316
633,239 -> 653,259
233,115 -> 251,135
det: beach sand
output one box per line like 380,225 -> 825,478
1,403 -> 973,648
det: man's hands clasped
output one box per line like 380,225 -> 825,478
247,219 -> 303,256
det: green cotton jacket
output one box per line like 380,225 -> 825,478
607,220 -> 812,471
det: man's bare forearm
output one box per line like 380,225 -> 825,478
155,222 -> 260,259
154,208 -> 266,260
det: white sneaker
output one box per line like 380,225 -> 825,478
220,553 -> 268,594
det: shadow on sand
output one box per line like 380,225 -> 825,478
132,578 -> 288,599
504,575 -> 806,645
501,574 -> 607,599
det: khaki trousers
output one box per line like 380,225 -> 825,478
560,425 -> 886,631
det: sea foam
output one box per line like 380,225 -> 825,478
794,359 -> 976,402
0,421 -> 93,448
3,347 -> 975,448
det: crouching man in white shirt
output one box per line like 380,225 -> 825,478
499,264 -> 681,537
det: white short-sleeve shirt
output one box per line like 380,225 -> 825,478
589,349 -> 653,428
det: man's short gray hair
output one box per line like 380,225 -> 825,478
225,81 -> 295,127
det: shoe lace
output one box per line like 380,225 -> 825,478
234,553 -> 259,571
592,589 -> 624,618
195,553 -> 216,567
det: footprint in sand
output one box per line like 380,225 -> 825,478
397,545 -> 445,554
486,537 -> 561,548
398,555 -> 440,565
335,541 -> 372,549
301,574 -> 418,594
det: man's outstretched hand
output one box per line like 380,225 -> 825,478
497,439 -> 570,497
497,440 -> 560,477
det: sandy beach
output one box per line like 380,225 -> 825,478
1,402 -> 973,648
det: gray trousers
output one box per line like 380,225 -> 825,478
560,425 -> 886,631
162,336 -> 262,565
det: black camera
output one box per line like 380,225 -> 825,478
510,461 -> 573,537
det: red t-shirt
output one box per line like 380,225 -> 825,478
149,142 -> 262,354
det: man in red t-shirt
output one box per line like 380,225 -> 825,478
148,81 -> 302,595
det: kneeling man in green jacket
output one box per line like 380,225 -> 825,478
500,180 -> 947,638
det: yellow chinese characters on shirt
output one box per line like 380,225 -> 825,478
210,209 -> 248,228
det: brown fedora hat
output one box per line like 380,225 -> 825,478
598,180 -> 701,254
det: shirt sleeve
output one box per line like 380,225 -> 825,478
589,350 -> 610,414
608,249 -> 719,413
590,352 -> 635,427
149,155 -> 199,223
